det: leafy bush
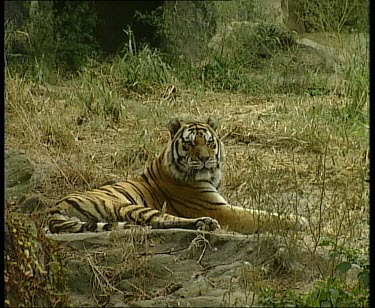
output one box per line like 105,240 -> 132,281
302,0 -> 369,33
340,53 -> 369,123
210,22 -> 296,63
5,2 -> 99,80
257,239 -> 369,307
54,1 -> 98,72
5,210 -> 71,307
110,29 -> 174,90
5,2 -> 57,82
180,56 -> 264,94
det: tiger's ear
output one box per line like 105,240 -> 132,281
168,118 -> 182,139
207,116 -> 219,131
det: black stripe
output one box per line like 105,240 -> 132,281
172,159 -> 185,174
114,204 -> 122,220
136,207 -> 155,215
144,163 -> 169,211
95,189 -> 117,199
132,207 -> 156,222
137,181 -> 160,208
64,198 -> 99,221
168,193 -> 225,211
93,188 -> 127,218
101,196 -> 120,220
172,141 -> 180,163
166,195 -> 203,212
127,182 -> 149,208
199,200 -> 227,206
113,184 -> 138,205
49,209 -> 62,215
143,210 -> 163,222
121,191 -> 138,205
98,187 -> 127,201
125,205 -> 145,221
187,181 -> 217,190
147,162 -> 159,184
132,206 -> 153,215
92,197 -> 109,218
99,187 -> 117,194
141,173 -> 151,185
74,195 -> 109,219
115,180 -> 158,210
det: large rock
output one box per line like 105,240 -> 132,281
5,149 -> 60,208
47,228 -> 317,307
5,150 -> 38,199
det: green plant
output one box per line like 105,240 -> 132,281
258,276 -> 368,307
5,19 -> 30,65
5,210 -> 71,307
110,28 -> 174,91
5,2 -> 99,80
75,70 -> 124,123
257,239 -> 369,307
306,276 -> 368,307
318,237 -> 369,279
340,54 -> 369,124
257,287 -> 304,307
5,2 -> 58,82
197,56 -> 249,92
54,1 -> 98,72
302,0 -> 369,33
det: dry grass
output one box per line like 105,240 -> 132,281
5,66 -> 369,304
88,227 -> 153,306
6,70 -> 369,242
56,227 -> 153,306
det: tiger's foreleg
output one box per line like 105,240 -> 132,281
116,205 -> 219,231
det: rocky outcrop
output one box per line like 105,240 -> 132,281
5,150 -> 38,199
47,228 -> 315,307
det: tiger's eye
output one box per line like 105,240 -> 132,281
208,141 -> 216,149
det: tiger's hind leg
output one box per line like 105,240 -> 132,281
48,212 -> 115,233
48,204 -> 220,233
48,211 -> 153,233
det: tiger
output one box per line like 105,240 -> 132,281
46,116 -> 308,234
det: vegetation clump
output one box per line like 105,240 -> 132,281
5,208 -> 71,307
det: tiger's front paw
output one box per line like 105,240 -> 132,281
195,217 -> 220,232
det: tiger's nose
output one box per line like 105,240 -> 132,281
199,152 -> 210,163
195,145 -> 210,163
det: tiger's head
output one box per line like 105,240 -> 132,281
165,116 -> 224,188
